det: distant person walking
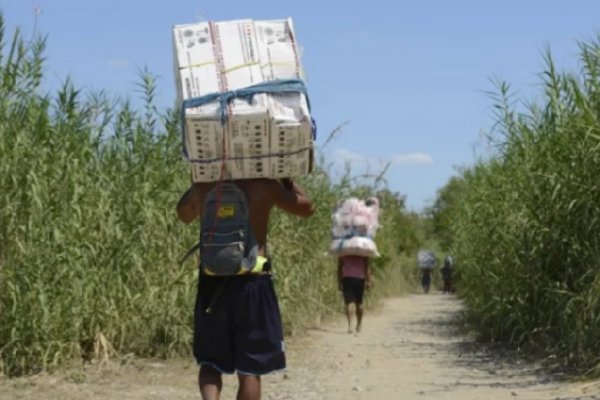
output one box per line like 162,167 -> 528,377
417,250 -> 436,294
441,255 -> 454,293
338,255 -> 372,333
420,268 -> 432,294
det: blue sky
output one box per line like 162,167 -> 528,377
2,1 -> 599,210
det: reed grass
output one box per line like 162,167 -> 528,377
432,39 -> 600,375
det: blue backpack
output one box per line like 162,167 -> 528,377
199,182 -> 258,276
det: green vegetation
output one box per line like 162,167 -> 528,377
431,40 -> 600,375
0,15 -> 419,375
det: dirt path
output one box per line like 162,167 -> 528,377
2,293 -> 600,399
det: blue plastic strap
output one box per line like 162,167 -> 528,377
180,78 -> 315,158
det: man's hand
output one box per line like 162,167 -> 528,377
176,183 -> 206,223
366,280 -> 373,290
338,281 -> 343,291
272,178 -> 314,217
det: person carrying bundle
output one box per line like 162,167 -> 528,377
177,178 -> 314,400
417,250 -> 437,294
338,255 -> 372,333
330,197 -> 379,333
173,16 -> 317,400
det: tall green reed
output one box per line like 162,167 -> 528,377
434,39 -> 600,375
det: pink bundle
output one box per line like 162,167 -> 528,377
329,197 -> 380,257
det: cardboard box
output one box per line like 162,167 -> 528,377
270,148 -> 313,178
183,94 -> 271,172
223,95 -> 271,179
191,161 -> 229,182
172,22 -> 215,69
173,22 -> 222,109
214,20 -> 263,90
173,18 -> 313,182
268,92 -> 313,179
255,19 -> 304,81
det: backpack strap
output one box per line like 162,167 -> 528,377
178,241 -> 201,266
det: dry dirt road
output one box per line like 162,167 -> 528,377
2,293 -> 600,400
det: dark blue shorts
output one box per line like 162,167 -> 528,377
342,277 -> 365,305
193,273 -> 286,375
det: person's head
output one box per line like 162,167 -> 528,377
444,255 -> 453,268
365,197 -> 378,207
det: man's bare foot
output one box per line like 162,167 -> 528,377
356,324 -> 361,333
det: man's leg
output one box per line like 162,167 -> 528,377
342,279 -> 354,333
233,275 -> 285,399
199,365 -> 223,400
356,303 -> 364,332
194,276 -> 234,400
237,373 -> 261,400
354,279 -> 365,333
345,303 -> 353,333
422,273 -> 431,293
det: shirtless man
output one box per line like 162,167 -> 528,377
177,178 -> 314,400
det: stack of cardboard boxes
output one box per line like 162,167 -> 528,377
172,18 -> 313,182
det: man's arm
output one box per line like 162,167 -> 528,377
272,178 -> 315,217
176,183 -> 205,223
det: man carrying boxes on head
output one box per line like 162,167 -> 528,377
329,197 -> 380,334
174,18 -> 315,400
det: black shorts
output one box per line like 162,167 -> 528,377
341,277 -> 365,305
193,273 -> 285,375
